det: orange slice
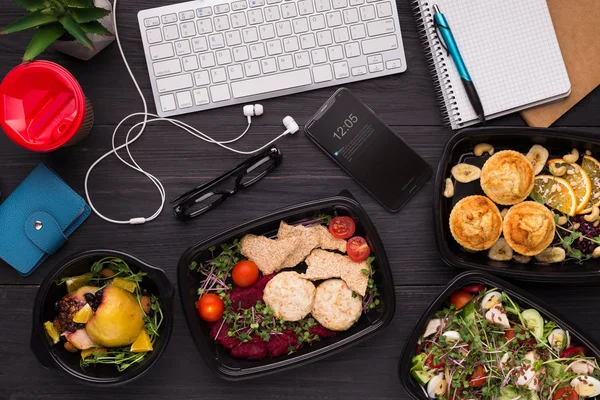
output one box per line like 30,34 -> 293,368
112,277 -> 137,293
72,304 -> 93,324
44,321 -> 60,344
580,155 -> 600,214
548,159 -> 591,213
531,175 -> 577,216
81,347 -> 107,359
130,330 -> 153,353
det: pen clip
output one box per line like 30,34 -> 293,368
433,19 -> 450,57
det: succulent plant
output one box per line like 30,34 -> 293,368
1,0 -> 112,62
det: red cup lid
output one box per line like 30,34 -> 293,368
0,61 -> 86,152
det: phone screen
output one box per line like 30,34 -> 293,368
305,88 -> 432,211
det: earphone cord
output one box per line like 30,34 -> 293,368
84,0 -> 290,225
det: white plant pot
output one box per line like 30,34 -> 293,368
52,0 -> 115,61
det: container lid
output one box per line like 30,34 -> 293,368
0,61 -> 86,152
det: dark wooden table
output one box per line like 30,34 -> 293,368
1,0 -> 599,398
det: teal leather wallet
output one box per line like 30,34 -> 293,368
0,163 -> 90,276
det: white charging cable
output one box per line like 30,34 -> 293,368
84,0 -> 299,225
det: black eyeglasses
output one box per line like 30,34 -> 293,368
171,146 -> 283,220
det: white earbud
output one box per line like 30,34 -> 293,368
282,116 -> 299,134
243,104 -> 264,123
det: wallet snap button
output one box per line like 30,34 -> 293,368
34,221 -> 43,230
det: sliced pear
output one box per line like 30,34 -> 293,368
66,329 -> 98,350
451,163 -> 481,183
526,145 -> 549,175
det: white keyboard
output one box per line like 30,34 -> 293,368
138,0 -> 407,117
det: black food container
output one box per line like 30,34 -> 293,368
177,193 -> 395,380
30,250 -> 175,386
434,127 -> 600,283
398,271 -> 600,400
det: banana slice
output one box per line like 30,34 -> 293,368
534,247 -> 566,263
451,163 -> 481,183
526,145 -> 549,175
513,254 -> 531,264
488,238 -> 513,261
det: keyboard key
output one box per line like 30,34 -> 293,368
328,45 -> 343,60
264,6 -> 281,21
196,7 -> 212,17
244,60 -> 261,76
333,0 -> 348,9
311,48 -> 327,64
146,28 -> 162,44
344,42 -> 361,57
266,39 -> 283,55
267,0 -> 282,3
163,25 -> 179,40
231,69 -> 312,98
248,9 -> 264,25
277,54 -> 294,70
351,65 -> 367,75
249,0 -> 265,6
228,64 -> 244,79
160,94 -> 176,112
144,17 -> 160,27
343,8 -> 359,23
156,74 -> 193,93
153,59 -> 181,77
226,30 -> 242,46
183,55 -> 199,71
367,18 -> 395,36
369,62 -> 384,72
233,45 -> 250,61
333,61 -> 349,78
386,59 -> 402,69
249,42 -> 266,58
194,70 -> 210,85
259,24 -> 276,40
350,0 -> 364,4
283,37 -> 299,52
199,52 -> 216,67
309,14 -> 326,30
317,30 -> 333,46
367,54 -> 382,64
260,58 -> 277,73
314,0 -> 331,12
175,39 -> 191,55
300,33 -> 316,49
281,3 -> 297,18
377,1 -> 393,17
214,15 -> 230,31
350,24 -> 366,39
193,88 -> 210,105
231,12 -> 247,28
177,91 -> 193,108
361,34 -> 398,54
216,49 -> 233,65
333,27 -> 349,42
326,11 -> 342,27
214,3 -> 230,14
161,14 -> 177,24
196,18 -> 213,34
150,43 -> 174,60
210,84 -> 231,102
192,37 -> 208,52
242,27 -> 259,42
313,65 -> 333,83
180,21 -> 196,37
360,5 -> 376,20
179,10 -> 194,20
275,21 -> 292,36
293,18 -> 309,33
209,33 -> 225,49
294,51 -> 310,67
211,67 -> 228,83
232,0 -> 247,10
298,0 -> 314,15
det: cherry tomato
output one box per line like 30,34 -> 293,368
329,216 -> 356,239
505,329 -> 516,340
450,290 -> 473,310
553,387 -> 578,400
560,346 -> 587,359
425,354 -> 445,369
468,365 -> 487,388
347,236 -> 371,262
198,293 -> 224,322
232,260 -> 259,287
463,285 -> 486,293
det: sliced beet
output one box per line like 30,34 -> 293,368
309,324 -> 337,338
267,331 -> 299,357
231,336 -> 268,360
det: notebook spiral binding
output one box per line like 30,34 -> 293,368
411,0 -> 461,127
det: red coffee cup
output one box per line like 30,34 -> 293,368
0,60 -> 94,152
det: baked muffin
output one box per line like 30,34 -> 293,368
503,201 -> 555,256
449,195 -> 503,251
480,150 -> 535,205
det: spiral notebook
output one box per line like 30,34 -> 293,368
412,0 -> 571,129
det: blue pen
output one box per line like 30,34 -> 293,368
433,5 -> 486,124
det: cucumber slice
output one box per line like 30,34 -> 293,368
522,309 -> 545,338
411,353 -> 427,370
462,301 -> 479,334
411,368 -> 435,385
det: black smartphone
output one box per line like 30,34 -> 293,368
305,88 -> 432,212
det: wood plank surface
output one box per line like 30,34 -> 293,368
1,0 -> 600,398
